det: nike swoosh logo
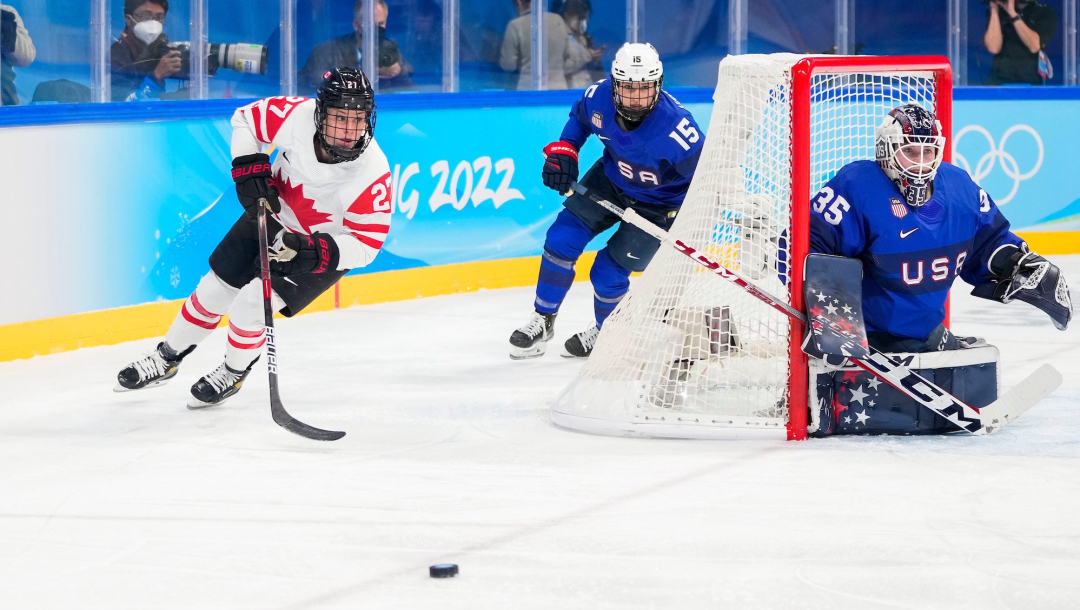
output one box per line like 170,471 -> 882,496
626,253 -> 640,259
598,135 -> 611,141
900,228 -> 920,239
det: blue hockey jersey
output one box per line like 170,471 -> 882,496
559,79 -> 703,206
809,160 -> 1024,341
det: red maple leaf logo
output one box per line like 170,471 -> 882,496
274,170 -> 331,233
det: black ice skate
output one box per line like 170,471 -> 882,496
115,342 -> 193,392
509,311 -> 556,360
187,358 -> 259,409
562,322 -> 599,358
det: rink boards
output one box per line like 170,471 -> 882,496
0,88 -> 1077,360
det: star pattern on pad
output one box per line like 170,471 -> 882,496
808,290 -> 869,358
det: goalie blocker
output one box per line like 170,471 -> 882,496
802,253 -> 998,436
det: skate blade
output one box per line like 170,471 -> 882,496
187,396 -> 230,410
560,347 -> 590,358
113,378 -> 172,392
509,342 -> 547,360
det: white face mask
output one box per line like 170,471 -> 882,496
133,20 -> 163,45
579,19 -> 588,32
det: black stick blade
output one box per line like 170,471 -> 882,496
272,399 -> 346,441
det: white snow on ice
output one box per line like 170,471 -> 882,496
1,258 -> 1079,609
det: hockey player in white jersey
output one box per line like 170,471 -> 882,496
115,67 -> 392,407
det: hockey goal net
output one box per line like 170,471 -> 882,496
551,54 -> 952,441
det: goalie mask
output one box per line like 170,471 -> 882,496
610,42 -> 664,122
875,104 -> 945,207
315,67 -> 376,163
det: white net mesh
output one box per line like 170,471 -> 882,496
551,54 -> 941,440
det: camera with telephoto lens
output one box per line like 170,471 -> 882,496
378,37 -> 401,68
166,41 -> 268,78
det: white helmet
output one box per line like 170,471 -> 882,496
610,42 -> 663,122
874,104 -> 945,207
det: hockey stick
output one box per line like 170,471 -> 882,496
257,198 -> 346,441
569,183 -> 1062,435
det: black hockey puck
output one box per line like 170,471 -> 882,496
429,563 -> 459,578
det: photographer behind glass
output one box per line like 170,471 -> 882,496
111,0 -> 183,101
111,0 -> 269,102
298,0 -> 414,93
983,0 -> 1058,85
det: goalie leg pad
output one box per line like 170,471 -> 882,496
809,343 -> 1000,436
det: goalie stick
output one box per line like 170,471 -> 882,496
257,198 -> 346,442
569,183 -> 1062,435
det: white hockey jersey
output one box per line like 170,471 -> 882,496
231,96 -> 392,271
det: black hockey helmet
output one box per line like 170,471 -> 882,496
315,67 -> 376,163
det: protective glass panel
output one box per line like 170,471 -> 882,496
749,0 -> 836,55
381,0 -> 441,92
206,0 -> 279,99
462,0 -> 525,90
2,0 -> 92,105
642,0 -> 728,88
856,0 -> 947,57
968,0 -> 1064,86
296,0 -> 362,96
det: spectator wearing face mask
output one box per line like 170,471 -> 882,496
983,0 -> 1058,85
110,0 -> 183,101
560,0 -> 604,89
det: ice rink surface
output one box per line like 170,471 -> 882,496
2,258 -> 1079,609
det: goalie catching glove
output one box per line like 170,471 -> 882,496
973,244 -> 1073,330
231,153 -> 281,214
541,141 -> 579,194
266,230 -> 340,277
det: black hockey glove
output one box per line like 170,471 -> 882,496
231,153 -> 280,215
972,245 -> 1073,330
541,140 -> 579,195
266,231 -> 340,277
1,9 -> 16,54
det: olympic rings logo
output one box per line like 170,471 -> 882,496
953,124 -> 1043,205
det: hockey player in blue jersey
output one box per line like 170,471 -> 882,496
806,103 -> 1071,435
508,42 -> 703,359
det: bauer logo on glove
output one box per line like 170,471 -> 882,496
265,230 -> 340,276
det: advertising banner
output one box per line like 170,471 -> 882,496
0,96 -> 1076,327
